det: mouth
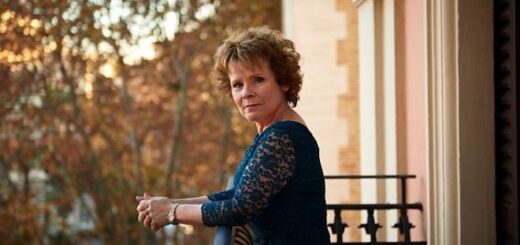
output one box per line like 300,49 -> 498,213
244,104 -> 260,110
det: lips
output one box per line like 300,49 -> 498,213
244,104 -> 260,110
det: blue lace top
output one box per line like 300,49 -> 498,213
201,121 -> 330,244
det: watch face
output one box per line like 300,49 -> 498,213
168,211 -> 174,222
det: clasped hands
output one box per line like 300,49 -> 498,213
136,193 -> 175,231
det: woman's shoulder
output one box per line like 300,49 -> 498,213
268,120 -> 308,134
262,121 -> 317,144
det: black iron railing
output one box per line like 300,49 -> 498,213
325,175 -> 426,245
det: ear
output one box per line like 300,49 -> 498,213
282,86 -> 289,93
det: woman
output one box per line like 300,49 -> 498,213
136,26 -> 331,244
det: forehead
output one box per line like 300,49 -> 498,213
228,59 -> 269,75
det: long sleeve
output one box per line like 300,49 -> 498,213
207,189 -> 235,201
201,129 -> 296,226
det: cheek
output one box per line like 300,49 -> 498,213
231,92 -> 241,107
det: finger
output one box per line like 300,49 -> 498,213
144,215 -> 152,229
136,201 -> 148,212
138,211 -> 148,223
136,192 -> 152,201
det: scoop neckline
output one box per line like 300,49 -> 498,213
273,120 -> 307,128
255,120 -> 309,138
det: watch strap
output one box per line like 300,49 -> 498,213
168,203 -> 180,224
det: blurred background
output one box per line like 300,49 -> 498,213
0,0 -> 281,243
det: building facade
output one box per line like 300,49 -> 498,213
283,0 -> 508,244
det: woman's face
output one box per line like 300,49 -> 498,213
228,60 -> 287,125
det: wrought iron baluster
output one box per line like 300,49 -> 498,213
359,208 -> 382,244
392,207 -> 416,243
328,208 -> 348,244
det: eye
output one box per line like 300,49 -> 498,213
231,81 -> 243,89
253,76 -> 265,83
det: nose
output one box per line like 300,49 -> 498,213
241,83 -> 255,98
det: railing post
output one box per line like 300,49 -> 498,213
359,208 -> 382,244
394,207 -> 415,243
328,208 -> 348,244
397,176 -> 414,243
400,176 -> 407,206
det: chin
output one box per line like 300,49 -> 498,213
243,114 -> 262,122
245,116 -> 259,122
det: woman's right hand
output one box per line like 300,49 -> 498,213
136,193 -> 176,230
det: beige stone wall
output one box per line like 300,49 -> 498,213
336,0 -> 361,241
283,0 -> 361,241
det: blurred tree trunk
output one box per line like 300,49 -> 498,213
218,103 -> 232,186
120,76 -> 144,195
163,55 -> 190,244
117,62 -> 152,244
0,156 -> 17,195
165,58 -> 189,197
54,36 -> 121,240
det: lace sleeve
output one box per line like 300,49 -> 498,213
207,189 -> 235,201
201,129 -> 296,226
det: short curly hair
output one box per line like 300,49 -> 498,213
213,26 -> 303,107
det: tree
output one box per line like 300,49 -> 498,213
0,0 -> 281,243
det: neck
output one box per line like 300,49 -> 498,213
256,104 -> 292,134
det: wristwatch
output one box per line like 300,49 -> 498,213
168,203 -> 180,224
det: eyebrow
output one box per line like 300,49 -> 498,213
230,71 -> 264,84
